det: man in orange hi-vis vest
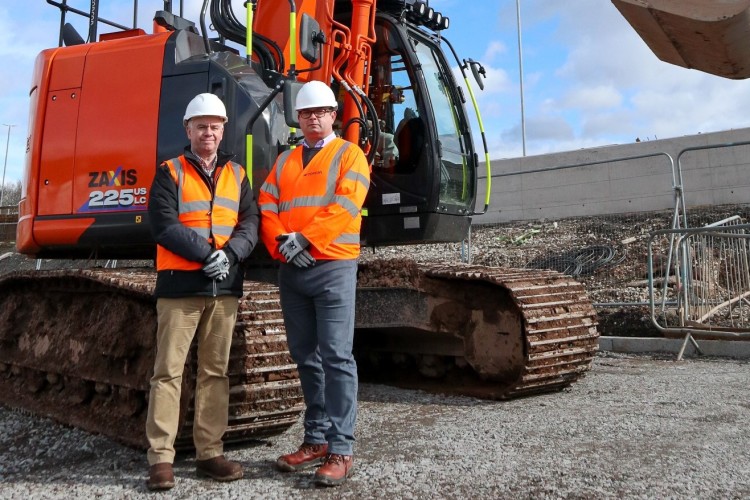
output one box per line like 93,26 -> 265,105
259,80 -> 370,487
145,93 -> 259,491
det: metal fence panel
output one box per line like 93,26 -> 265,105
0,205 -> 17,243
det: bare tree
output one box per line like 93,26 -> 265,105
1,181 -> 21,212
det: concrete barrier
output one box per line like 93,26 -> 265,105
475,127 -> 750,225
599,336 -> 750,359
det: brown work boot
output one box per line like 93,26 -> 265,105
147,463 -> 175,491
314,453 -> 354,487
195,455 -> 243,482
276,442 -> 328,472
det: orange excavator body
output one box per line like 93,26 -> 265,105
19,31 -> 168,255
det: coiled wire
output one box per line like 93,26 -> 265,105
525,245 -> 627,277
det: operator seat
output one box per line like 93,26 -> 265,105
394,117 -> 425,173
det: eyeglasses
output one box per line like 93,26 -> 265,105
298,108 -> 333,119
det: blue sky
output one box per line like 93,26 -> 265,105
2,1 -> 750,186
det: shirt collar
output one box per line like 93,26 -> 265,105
190,149 -> 218,175
303,132 -> 336,149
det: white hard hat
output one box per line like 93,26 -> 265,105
295,80 -> 338,110
183,93 -> 228,125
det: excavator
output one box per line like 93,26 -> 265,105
0,0 -> 599,449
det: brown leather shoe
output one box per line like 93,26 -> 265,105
276,442 -> 328,472
195,455 -> 243,482
147,463 -> 175,491
314,453 -> 354,486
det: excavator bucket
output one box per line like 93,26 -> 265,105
612,0 -> 750,79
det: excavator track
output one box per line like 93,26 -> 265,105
0,259 -> 597,448
355,260 -> 599,399
0,269 -> 303,449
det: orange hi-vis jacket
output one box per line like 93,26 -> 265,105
156,154 -> 244,271
259,138 -> 370,261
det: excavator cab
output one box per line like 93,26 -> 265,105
362,12 -> 477,245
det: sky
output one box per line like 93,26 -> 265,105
2,0 -> 750,186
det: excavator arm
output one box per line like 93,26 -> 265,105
612,0 -> 750,79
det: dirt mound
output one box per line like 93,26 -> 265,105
357,258 -> 421,287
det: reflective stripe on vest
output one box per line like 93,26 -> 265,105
156,155 -> 243,271
276,143 -> 369,215
260,138 -> 369,260
258,149 -> 292,213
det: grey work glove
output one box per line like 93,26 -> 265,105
202,249 -> 231,280
290,249 -> 316,268
276,233 -> 306,262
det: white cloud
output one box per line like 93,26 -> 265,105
580,110 -> 638,140
525,115 -> 575,142
476,64 -> 514,96
483,41 -> 507,63
501,0 -> 750,157
562,85 -> 623,111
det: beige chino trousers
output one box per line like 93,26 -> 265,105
146,295 -> 238,465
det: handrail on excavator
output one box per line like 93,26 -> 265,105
45,0 -> 189,46
46,0 -> 132,45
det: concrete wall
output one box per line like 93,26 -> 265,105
474,127 -> 750,225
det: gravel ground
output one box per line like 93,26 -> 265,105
2,210 -> 749,498
1,352 -> 749,499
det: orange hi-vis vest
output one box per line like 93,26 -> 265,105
156,155 -> 244,271
259,138 -> 370,261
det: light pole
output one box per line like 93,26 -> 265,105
516,0 -> 527,156
0,124 -> 14,206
